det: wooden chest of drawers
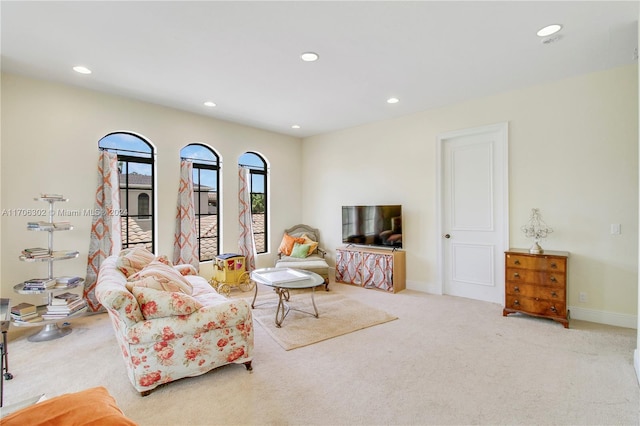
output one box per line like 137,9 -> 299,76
503,249 -> 569,328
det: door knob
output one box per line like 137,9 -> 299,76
444,234 -> 451,239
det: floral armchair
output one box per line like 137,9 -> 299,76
95,248 -> 253,396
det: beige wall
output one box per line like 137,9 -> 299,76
303,64 -> 639,327
2,66 -> 638,328
1,73 -> 302,305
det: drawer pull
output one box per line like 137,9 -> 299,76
513,299 -> 520,306
550,276 -> 557,283
550,263 -> 557,269
551,291 -> 558,298
513,272 -> 520,279
513,286 -> 520,293
514,259 -> 521,265
550,306 -> 557,313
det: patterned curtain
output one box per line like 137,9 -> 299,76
238,166 -> 256,271
84,151 -> 122,312
173,159 -> 199,270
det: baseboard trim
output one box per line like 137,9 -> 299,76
568,305 -> 637,329
390,284 -> 637,329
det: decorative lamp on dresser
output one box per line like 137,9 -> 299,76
503,249 -> 569,328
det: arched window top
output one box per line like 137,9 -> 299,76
239,152 -> 266,170
181,143 -> 219,166
99,132 -> 154,158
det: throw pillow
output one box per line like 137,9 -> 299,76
290,242 -> 311,258
154,254 -> 173,266
125,275 -> 188,294
116,246 -> 155,277
1,386 -> 137,426
127,260 -> 193,294
132,287 -> 203,320
278,233 -> 305,256
300,233 -> 319,256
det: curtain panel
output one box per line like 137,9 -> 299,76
83,151 -> 122,312
238,166 -> 256,271
173,159 -> 199,270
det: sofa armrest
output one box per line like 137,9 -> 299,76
123,299 -> 253,345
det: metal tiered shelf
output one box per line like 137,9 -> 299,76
12,196 -> 86,342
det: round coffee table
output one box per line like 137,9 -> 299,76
250,268 -> 324,327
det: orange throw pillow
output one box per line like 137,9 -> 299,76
278,233 -> 304,256
1,386 -> 137,426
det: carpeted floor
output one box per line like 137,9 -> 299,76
2,280 -> 639,425
250,290 -> 397,350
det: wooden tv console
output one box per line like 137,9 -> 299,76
335,246 -> 405,293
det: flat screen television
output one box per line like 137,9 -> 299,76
342,205 -> 402,249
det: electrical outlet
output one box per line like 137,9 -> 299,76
579,292 -> 587,303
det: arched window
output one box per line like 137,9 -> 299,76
181,143 -> 220,261
239,152 -> 267,254
99,132 -> 155,252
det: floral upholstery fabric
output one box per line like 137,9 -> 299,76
95,256 -> 254,394
116,246 -> 156,277
126,261 -> 194,294
131,287 -> 203,319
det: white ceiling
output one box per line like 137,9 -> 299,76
1,1 -> 638,138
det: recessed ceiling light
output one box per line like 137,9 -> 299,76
300,52 -> 319,62
203,101 -> 216,107
73,66 -> 92,74
291,124 -> 301,129
387,97 -> 399,104
537,24 -> 562,37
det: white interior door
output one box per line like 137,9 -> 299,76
437,123 -> 508,304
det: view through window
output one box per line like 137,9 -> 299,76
99,132 -> 155,252
239,152 -> 267,254
181,144 -> 220,261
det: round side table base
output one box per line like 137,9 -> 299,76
28,323 -> 72,342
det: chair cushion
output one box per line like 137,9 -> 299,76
275,258 -> 329,278
278,233 -> 305,256
290,242 -> 311,258
300,234 -> 319,256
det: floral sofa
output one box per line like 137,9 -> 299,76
95,247 -> 254,396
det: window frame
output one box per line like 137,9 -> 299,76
239,152 -> 268,255
98,132 -> 156,253
181,143 -> 220,262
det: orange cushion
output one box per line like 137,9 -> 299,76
1,386 -> 138,426
278,233 -> 304,256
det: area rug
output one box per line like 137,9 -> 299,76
249,291 -> 397,350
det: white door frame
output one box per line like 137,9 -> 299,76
435,122 -> 510,297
